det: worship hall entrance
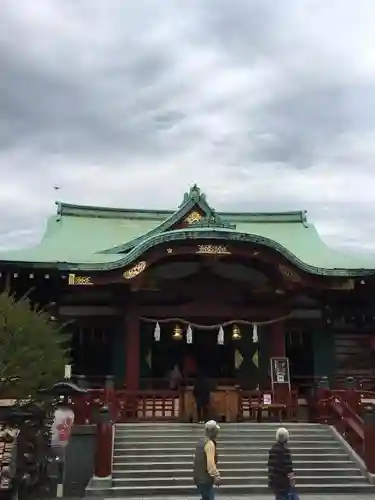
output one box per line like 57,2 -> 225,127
134,253 -> 279,393
150,322 -> 237,383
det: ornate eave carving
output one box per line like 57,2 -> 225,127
196,244 -> 231,255
123,261 -> 147,280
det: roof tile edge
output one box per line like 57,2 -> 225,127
55,201 -> 307,223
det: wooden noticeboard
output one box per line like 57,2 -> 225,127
270,357 -> 291,393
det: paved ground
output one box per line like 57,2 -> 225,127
81,494 -> 374,500
90,496 -> 374,500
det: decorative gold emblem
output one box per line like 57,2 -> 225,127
166,248 -> 173,254
196,245 -> 231,255
68,273 -> 93,285
123,261 -> 147,280
184,211 -> 202,224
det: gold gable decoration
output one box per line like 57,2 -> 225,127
184,211 -> 202,224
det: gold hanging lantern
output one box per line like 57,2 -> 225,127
232,324 -> 241,340
172,323 -> 183,340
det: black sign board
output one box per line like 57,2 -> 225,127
270,357 -> 291,391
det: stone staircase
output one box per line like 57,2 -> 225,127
88,422 -> 375,496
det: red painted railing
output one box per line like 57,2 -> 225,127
66,373 -> 375,486
315,386 -> 375,474
71,386 -> 301,424
69,375 -> 375,428
238,389 -> 298,422
71,388 -> 183,424
293,374 -> 375,391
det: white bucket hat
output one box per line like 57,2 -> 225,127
205,420 -> 220,430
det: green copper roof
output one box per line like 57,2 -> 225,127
0,183 -> 374,276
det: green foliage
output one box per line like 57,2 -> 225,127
0,291 -> 70,400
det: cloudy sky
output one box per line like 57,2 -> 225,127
1,0 -> 375,252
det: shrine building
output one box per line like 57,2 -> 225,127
1,184 -> 375,394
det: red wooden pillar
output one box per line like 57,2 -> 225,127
363,406 -> 375,474
270,321 -> 286,357
125,309 -> 140,390
94,406 -> 113,479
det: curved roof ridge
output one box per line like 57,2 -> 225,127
56,200 -> 307,223
58,226 -> 375,276
55,201 -> 172,220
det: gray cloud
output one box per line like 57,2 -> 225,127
1,0 -> 375,253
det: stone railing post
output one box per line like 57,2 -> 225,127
344,376 -> 360,414
363,406 -> 375,476
76,374 -> 87,389
104,375 -> 115,399
104,375 -> 116,420
93,406 -> 113,483
73,375 -> 88,424
316,376 -> 330,397
179,387 -> 186,422
315,376 -> 331,423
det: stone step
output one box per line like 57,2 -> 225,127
116,426 -> 332,437
112,475 -> 367,487
114,433 -> 334,442
114,449 -> 347,460
112,467 -> 363,478
86,422 -> 374,497
113,459 -> 357,470
114,438 -> 337,447
114,441 -> 343,451
115,422 -> 325,428
114,426 -> 325,434
113,451 -> 350,462
96,483 -> 375,496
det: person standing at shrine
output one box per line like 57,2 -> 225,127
193,420 -> 220,500
193,372 -> 211,423
169,364 -> 182,390
183,352 -> 197,382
